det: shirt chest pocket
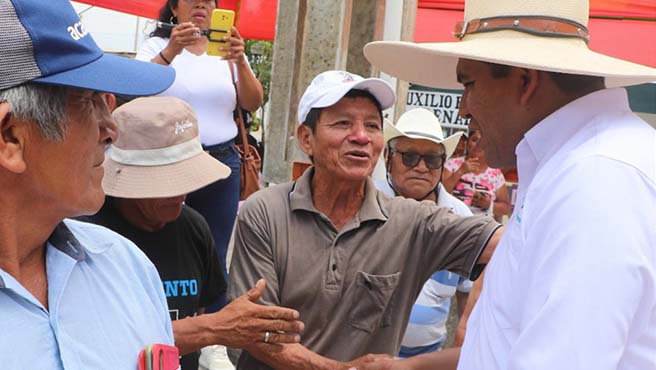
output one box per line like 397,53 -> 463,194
348,271 -> 400,333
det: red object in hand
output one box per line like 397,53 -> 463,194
138,344 -> 180,370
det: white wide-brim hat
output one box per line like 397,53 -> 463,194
364,0 -> 656,89
298,70 -> 396,124
385,108 -> 464,159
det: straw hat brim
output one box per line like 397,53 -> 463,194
385,122 -> 464,159
102,152 -> 231,199
365,31 -> 656,89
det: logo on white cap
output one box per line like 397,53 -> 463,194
339,71 -> 355,83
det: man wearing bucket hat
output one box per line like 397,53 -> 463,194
0,0 -> 178,368
82,96 -> 303,370
375,108 -> 474,358
228,70 -> 503,370
363,0 -> 656,369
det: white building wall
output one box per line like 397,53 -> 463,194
72,2 -> 155,54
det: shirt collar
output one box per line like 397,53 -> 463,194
289,167 -> 388,222
517,88 -> 630,183
48,221 -> 87,261
0,222 -> 85,289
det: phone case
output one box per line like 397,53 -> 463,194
206,9 -> 235,58
138,344 -> 179,370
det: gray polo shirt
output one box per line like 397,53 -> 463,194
228,168 -> 500,369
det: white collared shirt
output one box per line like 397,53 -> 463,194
459,88 -> 656,370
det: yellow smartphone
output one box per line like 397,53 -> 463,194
206,9 -> 235,58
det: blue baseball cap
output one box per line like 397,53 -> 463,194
0,0 -> 174,95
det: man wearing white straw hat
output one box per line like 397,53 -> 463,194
85,96 -> 304,370
361,0 -> 656,369
376,108 -> 475,358
228,70 -> 503,370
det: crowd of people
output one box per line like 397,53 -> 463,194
0,0 -> 654,369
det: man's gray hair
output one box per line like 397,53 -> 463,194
0,83 -> 69,141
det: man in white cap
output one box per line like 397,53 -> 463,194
376,108 -> 474,358
0,0 -> 178,368
82,96 -> 303,370
228,70 -> 503,370
362,0 -> 656,369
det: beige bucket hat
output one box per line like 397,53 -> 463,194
385,108 -> 464,159
364,0 -> 656,89
103,97 -> 231,199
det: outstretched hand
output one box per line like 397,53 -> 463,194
348,356 -> 405,370
208,279 -> 304,352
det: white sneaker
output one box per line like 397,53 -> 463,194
198,345 -> 235,370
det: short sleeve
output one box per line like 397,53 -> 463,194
135,37 -> 168,62
410,201 -> 500,280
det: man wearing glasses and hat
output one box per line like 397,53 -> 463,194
360,0 -> 656,369
228,70 -> 503,370
376,108 -> 475,358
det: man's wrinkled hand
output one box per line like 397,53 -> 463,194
208,279 -> 304,350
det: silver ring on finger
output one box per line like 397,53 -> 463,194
264,331 -> 270,343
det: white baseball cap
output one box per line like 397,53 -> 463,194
297,70 -> 396,124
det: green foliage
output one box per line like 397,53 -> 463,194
244,39 -> 273,107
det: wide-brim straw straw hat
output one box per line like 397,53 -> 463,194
364,0 -> 656,89
384,108 -> 464,159
103,97 -> 230,199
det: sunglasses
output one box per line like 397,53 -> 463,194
392,150 -> 446,169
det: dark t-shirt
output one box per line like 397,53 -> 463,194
82,198 -> 227,370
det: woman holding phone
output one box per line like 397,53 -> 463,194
136,0 -> 263,312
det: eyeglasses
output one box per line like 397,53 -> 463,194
392,150 -> 446,169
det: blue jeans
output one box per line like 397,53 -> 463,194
187,141 -> 240,312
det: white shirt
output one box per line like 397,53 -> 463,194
459,88 -> 656,370
136,37 -> 249,145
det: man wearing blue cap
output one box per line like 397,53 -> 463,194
0,0 -> 185,369
0,1 -> 305,369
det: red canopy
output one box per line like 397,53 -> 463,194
415,0 -> 656,67
77,0 -> 655,66
75,0 -> 278,41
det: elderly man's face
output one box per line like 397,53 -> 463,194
456,59 -> 524,168
388,137 -> 445,200
128,196 -> 186,230
24,89 -> 117,218
300,96 -> 383,182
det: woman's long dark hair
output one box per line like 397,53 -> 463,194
150,0 -> 218,38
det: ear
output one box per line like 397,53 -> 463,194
518,68 -> 540,106
0,102 -> 27,174
104,93 -> 117,112
296,124 -> 314,158
382,145 -> 389,161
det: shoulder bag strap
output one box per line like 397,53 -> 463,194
228,61 -> 251,157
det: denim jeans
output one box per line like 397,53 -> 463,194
187,141 -> 240,312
